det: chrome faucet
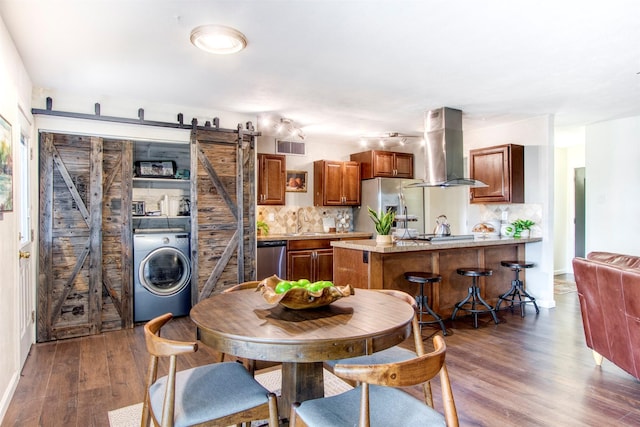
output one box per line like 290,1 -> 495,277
296,208 -> 307,233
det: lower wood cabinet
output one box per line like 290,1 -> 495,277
286,237 -> 367,282
288,248 -> 334,282
287,239 -> 334,282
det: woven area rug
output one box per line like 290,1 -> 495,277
108,367 -> 352,427
554,278 -> 577,294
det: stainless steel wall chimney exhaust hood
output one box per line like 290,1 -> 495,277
408,107 -> 487,188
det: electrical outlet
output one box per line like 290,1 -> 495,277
268,213 -> 275,221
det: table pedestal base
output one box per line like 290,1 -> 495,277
280,362 -> 324,416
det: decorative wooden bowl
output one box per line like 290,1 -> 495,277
257,275 -> 354,309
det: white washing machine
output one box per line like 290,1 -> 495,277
134,230 -> 191,322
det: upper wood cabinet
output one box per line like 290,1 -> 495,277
469,144 -> 524,204
350,150 -> 414,179
313,160 -> 361,206
257,153 -> 286,205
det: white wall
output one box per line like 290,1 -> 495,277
553,126 -> 585,274
0,16 -> 33,422
464,115 -> 556,308
585,116 -> 640,255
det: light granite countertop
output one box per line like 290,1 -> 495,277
258,231 -> 372,242
331,236 -> 543,253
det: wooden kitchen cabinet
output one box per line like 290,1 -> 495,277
287,239 -> 334,282
258,153 -> 286,205
313,160 -> 361,206
288,249 -> 334,282
350,150 -> 414,179
470,144 -> 524,204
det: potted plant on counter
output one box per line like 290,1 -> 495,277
509,219 -> 534,238
257,220 -> 269,236
367,206 -> 396,245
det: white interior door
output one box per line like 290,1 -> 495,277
18,120 -> 34,367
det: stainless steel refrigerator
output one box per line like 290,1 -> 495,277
353,178 -> 425,235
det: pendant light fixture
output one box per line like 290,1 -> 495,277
190,25 -> 247,54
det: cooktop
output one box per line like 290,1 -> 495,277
411,234 -> 475,242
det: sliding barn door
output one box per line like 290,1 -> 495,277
191,127 -> 256,301
38,132 -> 132,342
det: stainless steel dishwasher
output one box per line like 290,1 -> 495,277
257,240 -> 287,280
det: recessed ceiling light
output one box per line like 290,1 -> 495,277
190,25 -> 247,55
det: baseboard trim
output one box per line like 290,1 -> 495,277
0,370 -> 20,424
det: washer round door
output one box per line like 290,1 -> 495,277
138,247 -> 191,296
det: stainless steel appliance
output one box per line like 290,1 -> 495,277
134,231 -> 191,322
257,240 -> 287,280
407,107 -> 487,188
354,178 -> 426,235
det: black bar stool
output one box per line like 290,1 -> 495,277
404,272 -> 448,336
496,261 -> 539,317
451,268 -> 499,328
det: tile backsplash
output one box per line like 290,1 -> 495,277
468,203 -> 543,237
259,203 -> 544,237
257,206 -> 354,234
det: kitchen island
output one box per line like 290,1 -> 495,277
331,236 -> 542,318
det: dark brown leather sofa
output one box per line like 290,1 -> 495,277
572,251 -> 640,380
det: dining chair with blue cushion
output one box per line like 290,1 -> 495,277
324,289 -> 437,402
141,312 -> 279,427
292,334 -> 458,427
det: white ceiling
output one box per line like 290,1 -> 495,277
1,0 -> 639,141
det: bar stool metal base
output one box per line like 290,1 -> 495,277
404,272 -> 448,336
451,268 -> 499,328
496,261 -> 540,317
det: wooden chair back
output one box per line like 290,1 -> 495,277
375,289 -> 425,355
334,335 -> 458,427
141,312 -> 279,427
141,313 -> 197,427
219,281 -> 261,372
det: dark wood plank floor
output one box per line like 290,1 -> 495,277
3,283 -> 640,426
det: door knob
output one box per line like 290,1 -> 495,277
19,251 -> 31,259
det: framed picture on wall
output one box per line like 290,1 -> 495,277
0,114 -> 13,213
286,170 -> 307,192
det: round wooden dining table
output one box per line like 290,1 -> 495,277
190,287 -> 414,414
